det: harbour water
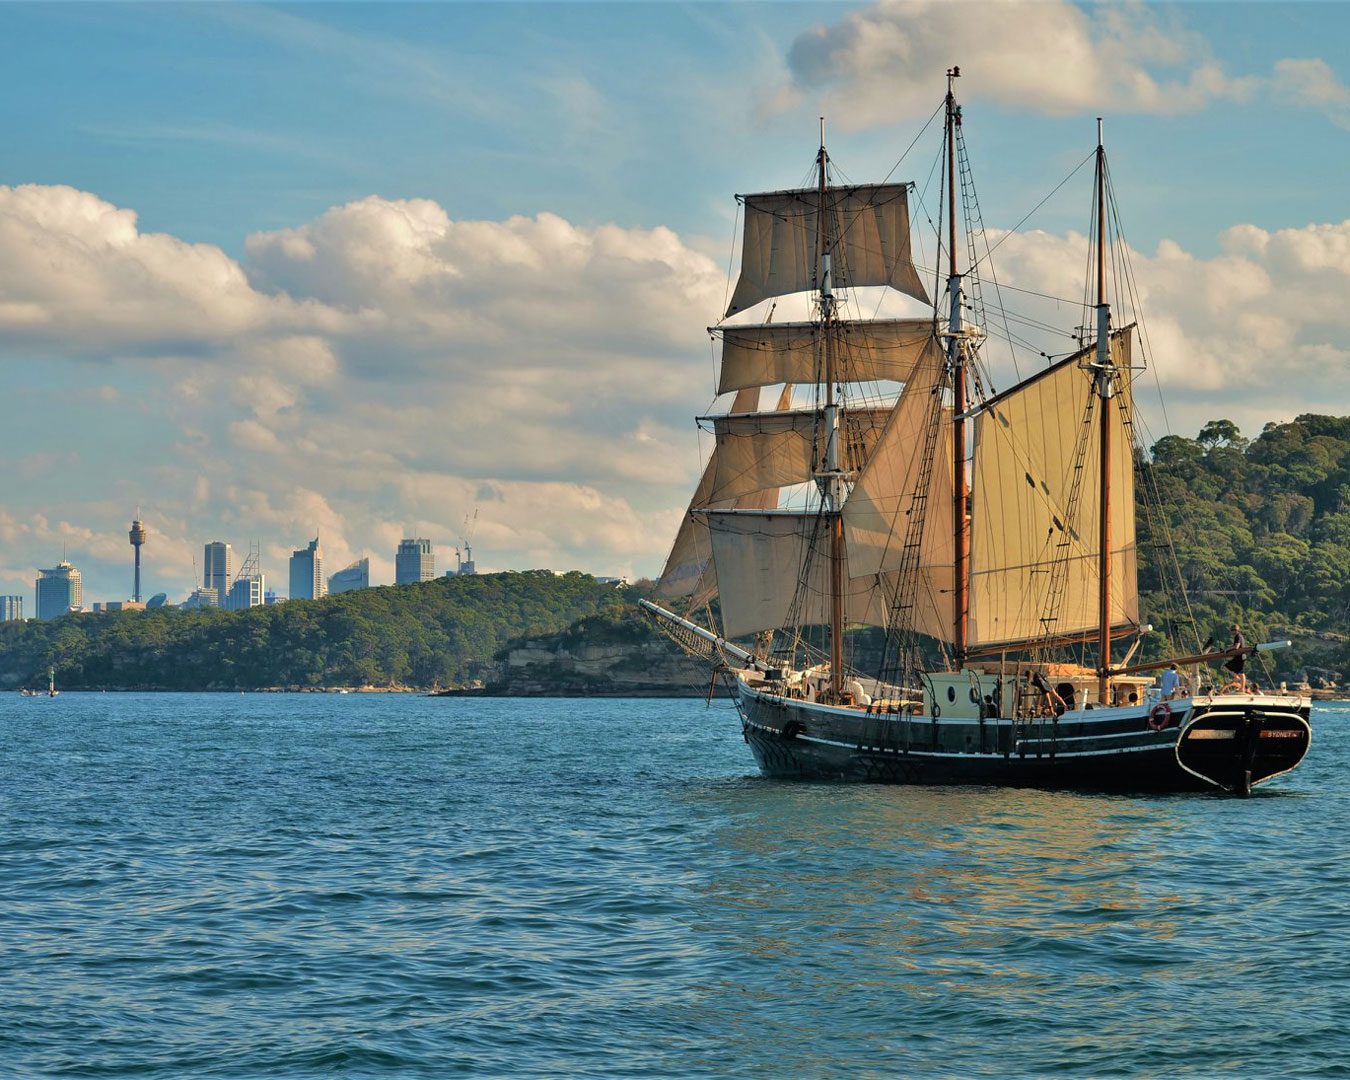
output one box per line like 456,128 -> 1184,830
2,693 -> 1347,1078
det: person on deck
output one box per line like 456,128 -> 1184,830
1160,663 -> 1181,701
1224,624 -> 1247,691
1027,670 -> 1066,716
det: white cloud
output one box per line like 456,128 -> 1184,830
0,185 -> 349,352
775,0 -> 1350,129
973,216 -> 1350,439
0,186 -> 727,602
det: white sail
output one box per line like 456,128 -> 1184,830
708,406 -> 892,503
657,386 -> 784,603
704,510 -> 898,639
967,331 -> 1138,649
726,185 -> 930,316
840,342 -> 954,642
715,320 -> 938,394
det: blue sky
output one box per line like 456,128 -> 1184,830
3,1 -> 1350,607
4,3 -> 1346,254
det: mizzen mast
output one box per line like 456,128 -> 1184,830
1093,117 -> 1114,705
946,68 -> 969,663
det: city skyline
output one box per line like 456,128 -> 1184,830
5,3 -> 1350,604
18,527 -> 501,614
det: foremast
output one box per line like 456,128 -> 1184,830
815,122 -> 846,699
657,112 -> 932,674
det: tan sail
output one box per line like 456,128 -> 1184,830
840,342 -> 954,641
726,185 -> 930,316
708,406 -> 892,503
656,386 -> 784,603
704,511 -> 899,639
715,320 -> 938,394
967,331 -> 1138,649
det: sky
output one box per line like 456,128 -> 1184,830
4,0 -> 1350,607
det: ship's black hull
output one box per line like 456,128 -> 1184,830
739,684 -> 1311,794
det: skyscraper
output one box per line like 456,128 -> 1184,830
36,562 -> 83,620
288,536 -> 326,600
1,596 -> 22,621
204,541 -> 232,602
328,558 -> 370,595
395,539 -> 434,585
227,574 -> 265,611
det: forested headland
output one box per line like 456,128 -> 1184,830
0,570 -> 642,691
1136,414 -> 1350,686
3,414 -> 1350,693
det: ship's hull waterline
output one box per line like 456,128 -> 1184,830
737,682 -> 1310,794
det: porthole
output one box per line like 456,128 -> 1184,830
947,686 -> 956,703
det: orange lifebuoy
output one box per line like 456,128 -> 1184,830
1148,702 -> 1172,731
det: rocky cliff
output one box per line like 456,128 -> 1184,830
485,613 -> 706,696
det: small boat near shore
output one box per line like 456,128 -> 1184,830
644,70 -> 1310,794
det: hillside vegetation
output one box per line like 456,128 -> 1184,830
0,571 -> 638,690
5,415 -> 1350,692
1138,415 -> 1350,682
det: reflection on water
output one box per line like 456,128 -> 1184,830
677,748 -> 1344,1078
0,695 -> 1346,1079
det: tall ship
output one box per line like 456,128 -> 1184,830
643,71 -> 1310,794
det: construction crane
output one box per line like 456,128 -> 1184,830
457,509 -> 478,576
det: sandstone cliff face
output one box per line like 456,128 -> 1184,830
487,627 -> 706,696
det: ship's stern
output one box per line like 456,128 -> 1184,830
1175,695 -> 1311,794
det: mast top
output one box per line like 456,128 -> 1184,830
1097,116 -> 1103,150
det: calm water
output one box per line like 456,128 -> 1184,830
2,693 -> 1346,1079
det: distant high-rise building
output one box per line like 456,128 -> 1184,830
182,587 -> 218,610
1,595 -> 22,621
204,542 -> 232,601
328,558 -> 370,594
288,536 -> 326,600
36,562 -> 83,620
227,574 -> 265,611
225,543 -> 263,611
396,538 -> 434,585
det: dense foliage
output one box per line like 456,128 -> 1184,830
1137,415 -> 1350,682
0,571 -> 638,690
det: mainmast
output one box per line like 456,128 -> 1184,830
946,68 -> 969,664
817,119 -> 845,698
1094,118 -> 1114,705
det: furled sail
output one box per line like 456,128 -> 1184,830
715,319 -> 938,394
967,330 -> 1138,649
707,406 -> 892,503
726,185 -> 930,316
703,511 -> 899,639
840,342 -> 954,642
656,386 -> 785,604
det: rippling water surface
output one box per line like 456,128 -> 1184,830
2,693 -> 1347,1078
